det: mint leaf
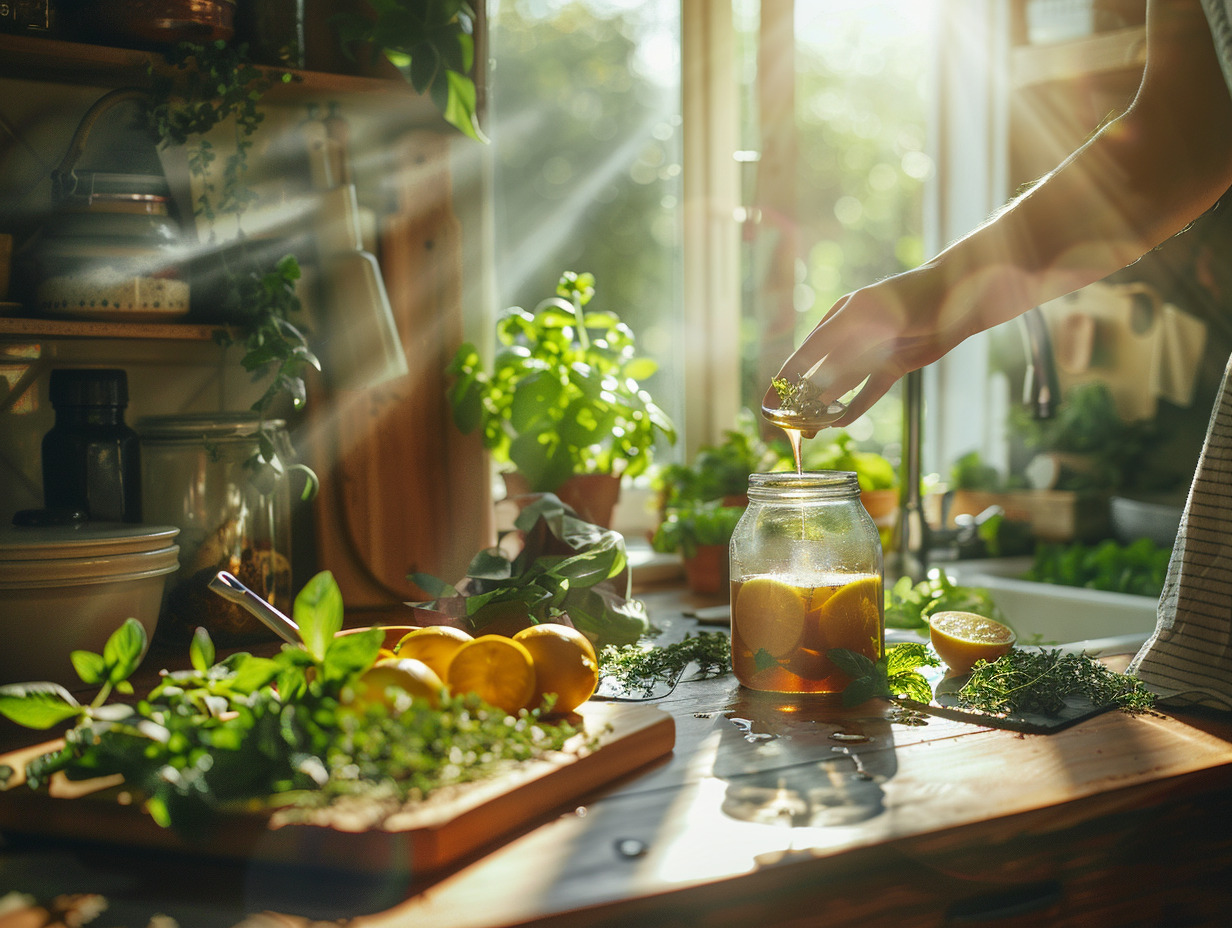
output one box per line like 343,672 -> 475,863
190,626 -> 215,674
0,683 -> 82,729
70,650 -> 107,686
753,648 -> 778,672
102,618 -> 147,685
294,570 -> 345,661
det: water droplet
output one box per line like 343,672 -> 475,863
730,717 -> 776,742
829,731 -> 869,744
615,838 -> 648,858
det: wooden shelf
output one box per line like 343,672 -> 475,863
1011,26 -> 1146,89
0,315 -> 233,341
0,32 -> 440,119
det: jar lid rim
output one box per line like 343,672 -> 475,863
136,413 -> 286,439
748,470 -> 859,488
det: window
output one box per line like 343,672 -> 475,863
486,1 -> 957,515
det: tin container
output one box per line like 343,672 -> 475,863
728,471 -> 884,695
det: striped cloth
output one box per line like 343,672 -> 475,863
1128,354 -> 1232,711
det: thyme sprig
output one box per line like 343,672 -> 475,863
599,632 -> 731,696
957,649 -> 1157,717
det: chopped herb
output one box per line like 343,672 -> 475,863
599,632 -> 731,696
0,572 -> 593,836
771,375 -> 832,420
957,648 -> 1157,717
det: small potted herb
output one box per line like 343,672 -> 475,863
651,502 -> 745,595
447,271 -> 676,527
653,412 -> 789,512
802,431 -> 899,538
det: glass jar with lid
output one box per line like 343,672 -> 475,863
138,413 -> 294,648
33,171 -> 190,321
728,471 -> 884,695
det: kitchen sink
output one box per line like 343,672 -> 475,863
915,557 -> 1160,656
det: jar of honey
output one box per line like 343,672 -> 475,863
728,471 -> 884,695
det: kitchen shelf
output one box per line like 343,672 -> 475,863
0,32 -> 440,120
0,315 -> 233,341
1011,25 -> 1146,89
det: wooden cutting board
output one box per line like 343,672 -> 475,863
0,701 -> 674,875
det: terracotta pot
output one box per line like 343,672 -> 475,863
502,472 -> 622,528
860,488 -> 899,530
683,544 -> 730,595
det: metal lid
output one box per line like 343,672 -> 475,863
49,368 -> 129,407
0,521 -> 180,560
136,412 -> 286,441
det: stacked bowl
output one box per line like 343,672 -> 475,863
0,521 -> 179,687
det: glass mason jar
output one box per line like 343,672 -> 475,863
137,413 -> 293,648
729,471 -> 884,695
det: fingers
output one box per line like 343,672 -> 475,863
829,371 -> 899,427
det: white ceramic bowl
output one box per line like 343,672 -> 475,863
0,522 -> 179,687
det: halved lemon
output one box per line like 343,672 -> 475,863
929,611 -> 1016,675
513,623 -> 599,715
446,634 -> 537,714
732,577 -> 809,659
347,657 -> 446,711
393,625 -> 473,680
814,575 -> 882,656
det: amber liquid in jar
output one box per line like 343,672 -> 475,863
728,471 -> 884,695
730,572 -> 883,694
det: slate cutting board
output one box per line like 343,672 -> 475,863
0,701 -> 675,875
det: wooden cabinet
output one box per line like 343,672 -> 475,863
0,30 -> 493,619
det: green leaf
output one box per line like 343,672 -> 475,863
227,655 -> 281,695
841,675 -> 879,707
294,571 -> 345,662
70,650 -> 107,686
409,571 -> 460,598
321,627 -> 384,686
0,683 -> 82,729
102,619 -> 147,685
828,648 -> 877,680
190,627 -> 216,674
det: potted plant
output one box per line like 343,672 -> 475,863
447,271 -> 676,527
652,411 -> 790,512
802,431 -> 899,541
651,501 -> 745,595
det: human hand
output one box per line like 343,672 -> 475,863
762,264 -> 989,428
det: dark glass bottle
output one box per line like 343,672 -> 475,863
42,368 -> 142,523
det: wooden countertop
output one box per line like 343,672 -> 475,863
3,583 -> 1232,927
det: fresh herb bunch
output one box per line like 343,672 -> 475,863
831,643 -> 940,707
0,572 -> 585,837
771,375 -> 828,419
884,571 -> 1005,631
411,495 -> 650,647
1025,538 -> 1171,599
448,271 -> 676,493
599,632 -> 732,698
957,649 -> 1157,717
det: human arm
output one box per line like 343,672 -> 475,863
767,0 -> 1232,426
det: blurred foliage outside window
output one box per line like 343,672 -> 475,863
489,0 -> 935,468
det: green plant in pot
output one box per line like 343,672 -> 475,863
447,271 -> 676,527
653,411 -> 790,511
651,502 -> 744,595
802,431 -> 899,542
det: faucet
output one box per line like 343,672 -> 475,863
891,306 -> 1059,581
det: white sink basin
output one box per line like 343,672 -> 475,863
897,557 -> 1160,656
